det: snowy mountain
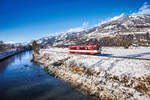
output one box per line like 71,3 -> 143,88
3,41 -> 31,47
37,14 -> 150,47
88,14 -> 150,37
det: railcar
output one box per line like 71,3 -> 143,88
68,44 -> 101,54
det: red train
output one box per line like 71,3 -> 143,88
68,44 -> 101,54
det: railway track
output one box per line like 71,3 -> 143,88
94,54 -> 150,60
43,50 -> 150,61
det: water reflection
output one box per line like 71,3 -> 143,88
0,51 -> 98,100
0,55 -> 16,73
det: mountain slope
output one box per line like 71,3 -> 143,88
37,14 -> 150,47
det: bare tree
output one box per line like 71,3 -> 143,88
0,41 -> 6,52
32,41 -> 40,54
146,32 -> 150,43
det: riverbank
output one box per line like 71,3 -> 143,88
33,47 -> 150,100
0,49 -> 29,61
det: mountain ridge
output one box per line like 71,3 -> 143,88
37,14 -> 150,47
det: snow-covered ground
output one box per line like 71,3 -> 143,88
43,47 -> 68,53
102,46 -> 150,59
40,47 -> 150,77
34,47 -> 150,100
0,50 -> 25,60
42,46 -> 150,59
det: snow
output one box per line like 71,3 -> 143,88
0,50 -> 25,60
36,14 -> 150,47
98,13 -> 124,25
40,46 -> 150,77
102,46 -> 150,59
66,54 -> 150,77
67,28 -> 83,33
4,41 -> 16,44
104,25 -> 115,29
41,47 -> 68,53
36,46 -> 150,100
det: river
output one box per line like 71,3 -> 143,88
0,51 -> 98,100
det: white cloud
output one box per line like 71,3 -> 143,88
137,2 -> 150,15
109,13 -> 124,21
67,27 -> 84,33
98,13 -> 124,25
67,22 -> 89,33
82,22 -> 89,27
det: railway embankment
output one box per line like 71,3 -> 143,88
33,48 -> 150,100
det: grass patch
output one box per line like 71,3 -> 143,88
134,82 -> 148,93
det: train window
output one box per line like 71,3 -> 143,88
80,47 -> 90,50
93,46 -> 101,50
93,47 -> 97,50
98,47 -> 101,50
71,47 -> 77,50
88,47 -> 90,50
80,47 -> 86,50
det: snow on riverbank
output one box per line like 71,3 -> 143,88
66,54 -> 150,77
0,50 -> 25,61
33,47 -> 150,100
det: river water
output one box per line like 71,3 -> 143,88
0,51 -> 98,100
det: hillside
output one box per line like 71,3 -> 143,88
37,14 -> 150,47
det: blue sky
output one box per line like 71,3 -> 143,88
0,0 -> 150,43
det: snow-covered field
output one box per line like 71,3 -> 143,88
43,47 -> 68,53
42,46 -> 150,59
102,46 -> 150,59
40,47 -> 150,78
34,47 -> 150,100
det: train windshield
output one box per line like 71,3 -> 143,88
97,46 -> 101,50
93,46 -> 101,50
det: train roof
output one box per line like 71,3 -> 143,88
69,44 -> 99,47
